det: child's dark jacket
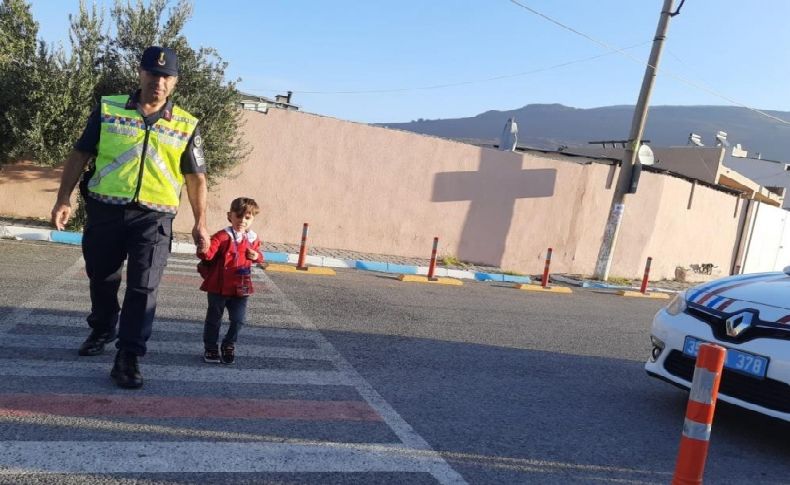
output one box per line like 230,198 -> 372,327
197,227 -> 263,296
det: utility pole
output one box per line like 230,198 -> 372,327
593,0 -> 676,281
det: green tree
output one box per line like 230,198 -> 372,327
103,0 -> 248,182
0,0 -> 40,160
1,0 -> 104,165
1,0 -> 248,184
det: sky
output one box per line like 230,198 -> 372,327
28,0 -> 790,124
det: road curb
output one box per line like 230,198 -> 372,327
1,224 -> 532,284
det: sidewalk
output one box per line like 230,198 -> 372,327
0,217 -> 531,284
1,216 -> 695,291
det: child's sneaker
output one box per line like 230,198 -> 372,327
203,346 -> 221,364
220,343 -> 235,365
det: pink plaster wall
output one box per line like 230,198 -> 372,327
171,109 -> 743,279
0,109 -> 744,279
0,162 -> 65,221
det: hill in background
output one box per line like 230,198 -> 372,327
377,104 -> 790,161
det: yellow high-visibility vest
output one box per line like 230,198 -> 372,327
87,94 -> 198,213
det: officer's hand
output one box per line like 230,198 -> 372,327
246,248 -> 259,261
51,203 -> 72,230
192,225 -> 209,253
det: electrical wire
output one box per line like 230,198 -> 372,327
244,41 -> 650,96
246,0 -> 789,129
506,0 -> 790,126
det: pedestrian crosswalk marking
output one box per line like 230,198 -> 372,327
3,334 -> 332,361
0,393 -> 381,421
16,314 -> 321,341
0,255 -> 467,484
0,359 -> 349,386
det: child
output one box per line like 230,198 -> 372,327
197,197 -> 264,364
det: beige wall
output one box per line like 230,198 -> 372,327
614,171 -> 741,279
0,109 -> 745,279
0,162 -> 64,221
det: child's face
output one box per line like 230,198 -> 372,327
228,210 -> 255,233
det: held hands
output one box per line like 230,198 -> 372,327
192,224 -> 210,254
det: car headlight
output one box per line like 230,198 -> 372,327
665,290 -> 687,316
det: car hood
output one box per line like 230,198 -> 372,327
687,272 -> 790,311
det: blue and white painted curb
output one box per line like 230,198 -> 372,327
1,225 -> 532,284
550,274 -> 678,294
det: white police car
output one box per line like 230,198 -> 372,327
645,270 -> 790,422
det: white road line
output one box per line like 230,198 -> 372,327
31,293 -> 284,310
0,360 -> 349,386
254,268 -> 468,484
2,259 -> 468,483
0,442 -> 453,475
16,314 -> 321,340
3,334 -> 332,361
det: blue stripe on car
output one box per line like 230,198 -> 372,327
688,273 -> 773,302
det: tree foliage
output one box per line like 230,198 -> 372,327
0,0 -> 42,159
0,0 -> 248,183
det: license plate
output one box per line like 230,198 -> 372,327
682,336 -> 769,379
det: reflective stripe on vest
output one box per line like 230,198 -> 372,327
88,95 -> 198,213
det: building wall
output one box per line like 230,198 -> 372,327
0,109 -> 745,279
638,173 -> 742,279
741,202 -> 790,273
651,147 -> 724,185
724,156 -> 790,209
0,162 -> 64,221
564,146 -> 726,186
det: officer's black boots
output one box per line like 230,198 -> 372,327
110,349 -> 143,389
78,329 -> 117,356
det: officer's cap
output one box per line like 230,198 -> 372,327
140,46 -> 179,77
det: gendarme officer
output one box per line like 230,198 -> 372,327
51,46 -> 210,389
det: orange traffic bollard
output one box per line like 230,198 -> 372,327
296,223 -> 309,270
427,237 -> 439,281
541,248 -> 553,288
640,256 -> 652,294
398,236 -> 462,285
672,343 -> 726,485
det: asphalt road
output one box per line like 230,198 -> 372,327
0,239 -> 788,484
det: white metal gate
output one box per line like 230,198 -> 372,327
742,202 -> 790,273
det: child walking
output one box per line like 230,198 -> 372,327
197,197 -> 264,364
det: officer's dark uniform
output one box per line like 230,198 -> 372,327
74,58 -> 205,365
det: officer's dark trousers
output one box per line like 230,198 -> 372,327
82,198 -> 173,356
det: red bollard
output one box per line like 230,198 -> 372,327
541,248 -> 553,288
427,237 -> 439,281
672,343 -> 726,485
296,223 -> 309,270
640,257 -> 652,294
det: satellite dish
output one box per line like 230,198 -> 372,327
499,118 -> 518,152
637,144 -> 655,166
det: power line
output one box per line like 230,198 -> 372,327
243,41 -> 650,96
506,0 -> 790,127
